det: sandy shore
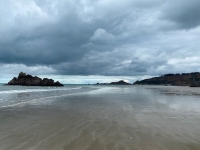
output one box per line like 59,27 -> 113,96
0,85 -> 200,150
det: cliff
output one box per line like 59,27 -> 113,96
134,72 -> 200,87
6,72 -> 64,86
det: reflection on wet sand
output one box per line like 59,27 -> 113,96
0,85 -> 200,150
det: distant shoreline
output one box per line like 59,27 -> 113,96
134,72 -> 200,87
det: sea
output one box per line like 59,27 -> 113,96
0,84 -> 200,150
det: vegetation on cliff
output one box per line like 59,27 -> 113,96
134,72 -> 200,86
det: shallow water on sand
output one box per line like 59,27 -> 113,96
0,85 -> 200,150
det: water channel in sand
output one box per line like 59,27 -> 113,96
0,85 -> 200,150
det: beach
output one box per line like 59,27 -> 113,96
0,85 -> 200,150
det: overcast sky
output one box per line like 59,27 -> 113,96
1,0 -> 200,83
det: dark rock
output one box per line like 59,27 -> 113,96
6,72 -> 64,86
18,72 -> 27,78
110,80 -> 130,85
190,82 -> 200,87
96,80 -> 130,85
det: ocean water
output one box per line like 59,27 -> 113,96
0,84 -> 200,150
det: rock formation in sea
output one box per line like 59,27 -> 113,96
133,72 -> 200,87
96,80 -> 130,85
110,80 -> 130,85
6,72 -> 64,86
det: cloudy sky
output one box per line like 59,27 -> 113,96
0,0 -> 200,84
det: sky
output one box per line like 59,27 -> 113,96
0,0 -> 200,84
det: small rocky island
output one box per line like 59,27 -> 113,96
134,72 -> 200,87
6,72 -> 64,86
96,80 -> 130,85
110,80 -> 130,85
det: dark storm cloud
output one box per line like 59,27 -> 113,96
0,7 -> 96,65
128,58 -> 167,73
1,0 -> 200,76
161,0 -> 200,29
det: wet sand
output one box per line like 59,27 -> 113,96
0,85 -> 200,150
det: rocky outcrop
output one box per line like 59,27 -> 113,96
6,72 -> 64,86
190,82 -> 200,87
96,80 -> 130,85
133,72 -> 200,87
110,80 -> 130,85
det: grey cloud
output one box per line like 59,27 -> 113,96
161,0 -> 200,29
128,58 -> 167,73
0,0 -> 200,77
90,28 -> 115,44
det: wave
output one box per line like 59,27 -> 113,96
0,92 -> 81,108
0,87 -> 82,94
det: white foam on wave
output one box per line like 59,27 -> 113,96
0,92 -> 82,108
0,87 -> 82,94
